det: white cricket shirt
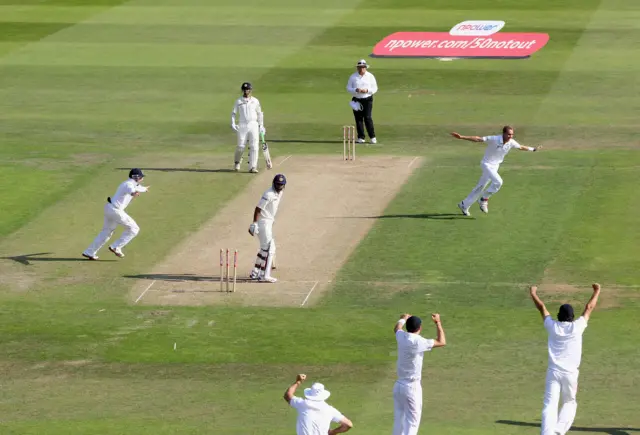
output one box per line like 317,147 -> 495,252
256,187 -> 282,222
290,397 -> 345,435
346,71 -> 378,98
231,96 -> 263,126
109,179 -> 148,210
395,330 -> 435,382
481,135 -> 522,166
544,316 -> 588,374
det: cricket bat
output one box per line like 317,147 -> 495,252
260,132 -> 273,169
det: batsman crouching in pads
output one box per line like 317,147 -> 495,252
248,174 -> 286,283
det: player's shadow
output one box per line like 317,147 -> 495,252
496,420 -> 639,434
269,139 -> 342,144
1,252 -> 116,265
115,167 -> 237,173
335,213 -> 471,220
374,213 -> 471,220
124,273 -> 254,284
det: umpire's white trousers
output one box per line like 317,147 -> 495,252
392,380 -> 422,435
84,203 -> 140,256
235,121 -> 259,169
463,162 -> 503,205
541,369 -> 579,435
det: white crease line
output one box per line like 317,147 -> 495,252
300,281 -> 319,307
135,280 -> 155,304
408,156 -> 419,168
278,155 -> 292,166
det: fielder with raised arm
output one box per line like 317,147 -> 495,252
450,126 -> 542,216
231,82 -> 266,173
392,313 -> 446,435
82,168 -> 149,260
283,374 -> 354,435
248,174 -> 286,282
529,284 -> 601,435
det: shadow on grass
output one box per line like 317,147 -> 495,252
269,139 -> 343,144
1,252 -> 116,265
329,213 -> 473,220
115,167 -> 237,173
124,273 -> 256,284
496,420 -> 640,435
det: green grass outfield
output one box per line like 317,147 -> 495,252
1,0 -> 639,433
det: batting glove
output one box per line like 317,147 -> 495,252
259,125 -> 266,135
248,222 -> 258,236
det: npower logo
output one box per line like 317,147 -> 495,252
450,20 -> 505,36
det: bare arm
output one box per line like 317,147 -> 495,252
431,313 -> 446,348
253,207 -> 262,223
450,132 -> 484,143
582,283 -> 601,321
394,313 -> 411,333
517,145 -> 543,152
329,417 -> 353,435
529,286 -> 550,320
283,374 -> 306,404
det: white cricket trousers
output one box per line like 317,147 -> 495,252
541,369 -> 579,435
84,203 -> 140,256
235,121 -> 259,169
392,380 -> 422,435
463,162 -> 503,205
252,219 -> 275,278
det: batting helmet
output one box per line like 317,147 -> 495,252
241,82 -> 253,91
273,173 -> 287,192
129,168 -> 145,181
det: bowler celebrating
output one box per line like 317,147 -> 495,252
450,126 -> 542,216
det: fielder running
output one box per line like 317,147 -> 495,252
393,313 -> 446,435
450,126 -> 542,216
231,82 -> 266,173
530,284 -> 601,435
283,374 -> 354,435
82,168 -> 149,260
248,173 -> 286,282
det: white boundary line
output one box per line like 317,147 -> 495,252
300,281 -> 319,307
135,280 -> 156,304
408,156 -> 419,168
278,155 -> 292,166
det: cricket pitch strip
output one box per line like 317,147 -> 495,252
129,155 -> 423,307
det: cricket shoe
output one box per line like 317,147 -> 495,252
356,138 -> 365,144
457,201 -> 471,216
370,137 -> 377,144
108,246 -> 125,258
259,276 -> 278,283
234,162 -> 241,171
249,270 -> 260,280
82,253 -> 99,261
478,198 -> 489,213
249,167 -> 259,173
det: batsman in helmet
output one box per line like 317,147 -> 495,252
231,82 -> 268,173
248,174 -> 286,282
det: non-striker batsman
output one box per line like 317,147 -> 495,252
231,82 -> 266,173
